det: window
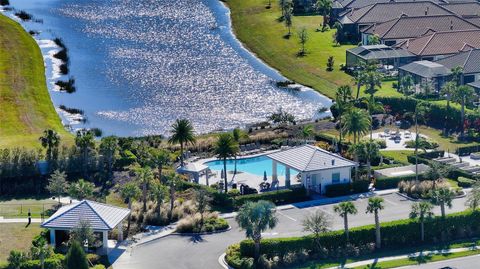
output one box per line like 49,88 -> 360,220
332,172 -> 340,183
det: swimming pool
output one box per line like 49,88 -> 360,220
205,155 -> 298,177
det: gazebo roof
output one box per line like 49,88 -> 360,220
41,200 -> 130,231
267,145 -> 357,172
177,162 -> 208,173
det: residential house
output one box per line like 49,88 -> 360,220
346,44 -> 416,69
436,49 -> 480,84
399,60 -> 452,93
441,2 -> 480,18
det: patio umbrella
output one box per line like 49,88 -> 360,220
221,169 -> 224,179
263,171 -> 268,182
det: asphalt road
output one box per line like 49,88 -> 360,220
401,254 -> 480,269
112,192 -> 471,269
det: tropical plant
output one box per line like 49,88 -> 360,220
335,85 -> 353,145
365,95 -> 384,139
315,0 -> 332,29
425,162 -> 449,189
68,179 -> 94,201
367,34 -> 380,45
195,189 -> 212,228
39,129 -> 60,162
441,81 -> 456,135
99,136 -> 118,183
301,124 -> 314,143
360,140 -> 380,180
342,107 -> 371,143
429,187 -> 454,218
120,182 -> 141,235
168,119 -> 196,167
235,201 -> 278,264
70,219 -> 95,248
65,240 -> 89,269
399,74 -> 414,95
166,172 -> 179,221
366,197 -> 385,249
150,180 -> 168,216
409,201 -> 434,241
7,250 -> 27,269
298,27 -> 308,56
413,103 -> 428,180
348,143 -> 364,182
364,69 -> 383,96
327,56 -> 334,71
136,166 -> 154,212
451,66 -> 464,86
214,133 -> 239,193
268,108 -> 295,125
333,201 -> 357,241
150,149 -> 171,182
453,85 -> 475,138
75,130 -> 95,178
46,170 -> 69,204
302,210 -> 331,252
466,183 -> 480,210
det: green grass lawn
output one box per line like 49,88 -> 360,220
0,198 -> 57,218
417,126 -> 479,152
227,0 -> 401,99
380,150 -> 413,165
0,14 -> 72,148
0,223 -> 42,262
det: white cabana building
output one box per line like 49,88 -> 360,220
177,162 -> 209,183
41,200 -> 130,254
267,145 -> 357,194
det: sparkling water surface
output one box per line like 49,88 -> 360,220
7,0 -> 331,137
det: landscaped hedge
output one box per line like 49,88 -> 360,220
457,177 -> 477,188
375,173 -> 425,190
19,254 -> 64,269
406,150 -> 445,166
325,181 -> 370,197
234,187 -> 308,208
456,145 -> 480,156
237,210 -> 480,259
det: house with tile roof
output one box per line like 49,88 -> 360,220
399,60 -> 452,93
436,49 -> 480,85
361,15 -> 480,46
267,145 -> 357,194
346,44 -> 416,69
441,2 -> 480,18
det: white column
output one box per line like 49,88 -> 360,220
102,231 -> 109,254
272,161 -> 278,184
49,229 -> 56,247
285,167 -> 291,188
117,223 -> 123,242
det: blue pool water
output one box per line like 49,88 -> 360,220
205,155 -> 299,177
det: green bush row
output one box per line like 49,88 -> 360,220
375,173 -> 425,190
457,177 -> 477,188
456,145 -> 480,156
18,254 -> 65,269
325,181 -> 370,197
237,210 -> 480,259
234,187 -> 308,208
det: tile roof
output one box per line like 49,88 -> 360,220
343,0 -> 446,9
399,29 -> 480,56
267,145 -> 357,172
468,80 -> 480,88
339,1 -> 455,24
436,49 -> 480,74
362,15 -> 480,39
466,16 -> 480,27
441,2 -> 480,17
347,44 -> 414,60
399,60 -> 452,77
41,200 -> 130,231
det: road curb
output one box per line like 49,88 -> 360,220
219,253 -> 234,269
172,226 -> 232,236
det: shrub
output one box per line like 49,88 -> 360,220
375,174 -> 424,190
86,254 -> 101,265
90,266 -> 106,269
234,187 -> 308,208
176,213 -> 228,233
457,177 -> 476,188
325,181 -> 369,197
456,145 -> 480,156
398,180 -> 449,199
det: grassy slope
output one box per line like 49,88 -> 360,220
227,0 -> 401,99
0,14 -> 72,148
0,223 -> 42,262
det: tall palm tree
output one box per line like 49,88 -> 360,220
168,119 -> 196,167
348,143 -> 364,182
399,74 -> 414,95
362,140 -> 380,180
39,129 -> 61,162
364,70 -> 383,97
441,81 -> 456,136
99,136 -> 118,184
333,201 -> 357,241
166,173 -> 178,222
235,201 -> 278,264
342,108 -> 371,143
120,182 -> 141,236
335,85 -> 353,146
150,180 -> 167,216
315,0 -> 332,29
425,162 -> 448,190
150,149 -> 171,182
366,197 -> 385,249
429,187 -> 454,218
466,183 -> 480,211
301,124 -> 314,144
353,65 -> 367,99
214,133 -> 239,193
453,85 -> 475,139
136,167 -> 154,212
68,179 -> 94,201
414,103 -> 427,181
302,210 -> 331,252
451,66 -> 464,86
365,95 -> 384,139
409,201 -> 434,242
75,130 -> 95,178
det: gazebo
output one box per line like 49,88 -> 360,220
267,145 -> 357,194
177,162 -> 209,183
41,200 -> 130,254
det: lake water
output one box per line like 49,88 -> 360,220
4,0 -> 331,137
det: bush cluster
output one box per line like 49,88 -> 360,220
456,145 -> 480,156
234,187 -> 308,208
375,173 -> 425,190
324,181 -> 369,197
457,177 -> 476,188
398,180 -> 449,199
176,212 -> 229,233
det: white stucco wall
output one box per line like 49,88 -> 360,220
302,167 -> 353,194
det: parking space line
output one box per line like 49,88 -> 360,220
278,211 -> 297,222
383,198 -> 398,206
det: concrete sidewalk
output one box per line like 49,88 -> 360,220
0,216 -> 43,223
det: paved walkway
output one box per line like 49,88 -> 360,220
0,217 -> 43,223
325,246 -> 479,269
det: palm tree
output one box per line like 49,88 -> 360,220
235,201 -> 278,264
75,130 -> 95,178
466,183 -> 480,210
99,136 -> 118,184
361,140 -> 380,180
232,128 -> 245,174
150,180 -> 167,216
414,103 -> 427,181
409,201 -> 434,242
214,133 -> 239,193
348,143 -> 364,182
150,149 -> 171,182
453,85 -> 475,139
301,124 -> 314,144
335,85 -> 353,146
451,66 -> 464,86
366,197 -> 385,249
425,162 -> 448,190
365,95 -> 384,139
168,119 -> 196,167
353,65 -> 367,99
39,129 -> 60,162
302,210 -> 331,252
120,182 -> 141,236
364,70 -> 383,97
136,167 -> 154,212
315,0 -> 332,29
441,81 -> 456,136
68,179 -> 94,201
166,172 -> 178,221
342,108 -> 371,143
333,201 -> 357,241
399,74 -> 414,95
429,187 -> 454,218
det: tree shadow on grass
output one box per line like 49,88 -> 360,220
408,252 -> 433,264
